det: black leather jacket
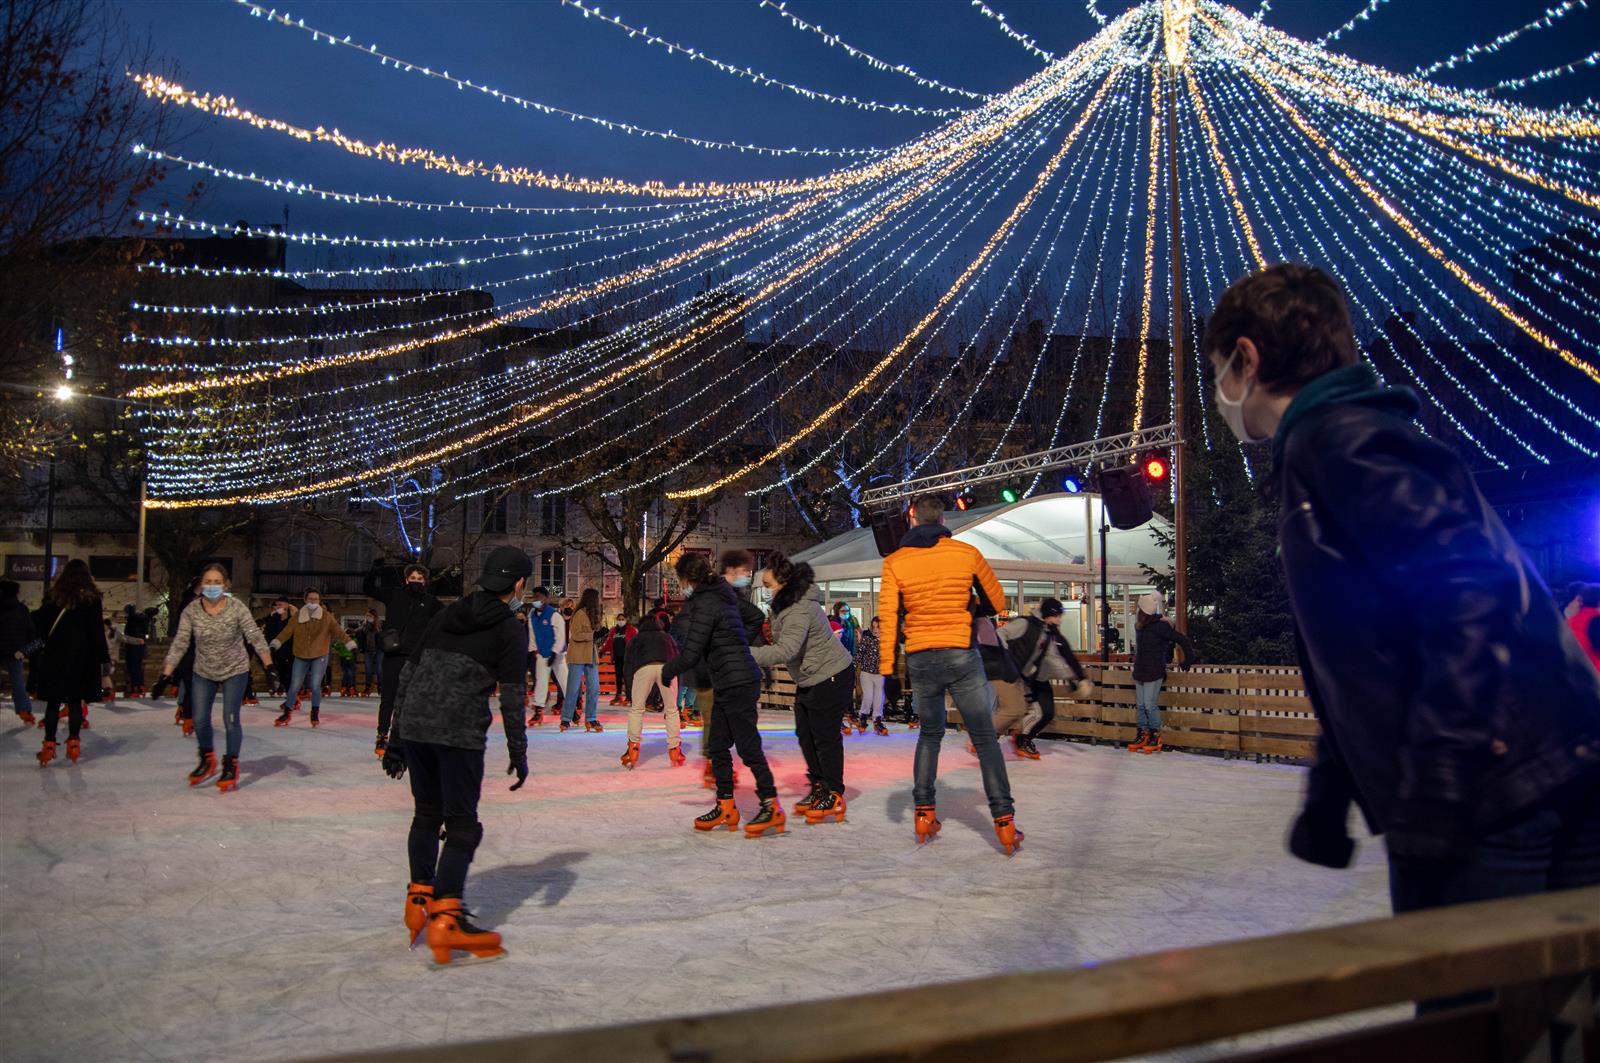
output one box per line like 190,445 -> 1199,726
1276,398 -> 1600,843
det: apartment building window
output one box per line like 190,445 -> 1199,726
539,549 -> 565,593
538,493 -> 567,537
746,494 -> 771,534
483,494 -> 509,535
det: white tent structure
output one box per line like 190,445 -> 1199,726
789,493 -> 1172,652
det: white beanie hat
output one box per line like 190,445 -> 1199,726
1137,592 -> 1162,616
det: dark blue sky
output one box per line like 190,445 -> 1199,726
123,0 -> 1600,245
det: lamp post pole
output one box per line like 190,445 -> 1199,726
42,454 -> 57,604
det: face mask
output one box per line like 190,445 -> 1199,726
731,575 -> 751,589
405,581 -> 425,596
1214,350 -> 1268,444
840,607 -> 850,618
201,586 -> 225,601
562,608 -> 573,617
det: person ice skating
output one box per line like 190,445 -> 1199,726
754,554 -> 853,823
270,588 -> 356,728
1128,594 -> 1195,753
32,560 -> 110,766
1565,584 -> 1600,674
365,564 -> 444,757
381,546 -> 532,967
335,624 -> 360,697
1,580 -> 37,725
560,589 -> 604,731
999,598 -> 1092,760
855,616 -> 889,735
358,609 -> 383,696
161,564 -> 275,792
1203,263 -> 1600,927
119,603 -> 153,697
603,614 -> 636,706
525,586 -> 565,725
261,596 -> 294,696
880,494 -> 1022,854
618,612 -> 684,769
661,551 -> 783,837
974,614 -> 1031,757
830,602 -> 859,657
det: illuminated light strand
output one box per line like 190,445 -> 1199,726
667,68 -> 1119,499
132,147 -> 734,215
1487,49 -> 1600,95
1246,67 -> 1600,387
1302,99 -> 1600,423
128,188 -> 838,396
1223,20 -> 1600,210
756,1 -> 993,102
132,22 -> 1132,395
1173,86 -> 1226,458
1184,67 -> 1266,268
1200,66 -> 1517,464
234,0 -> 885,157
144,117 -> 1019,505
1413,1 -> 1587,78
558,0 -> 963,117
442,94 -> 1077,505
1316,0 -> 1390,45
1201,7 -> 1600,136
1133,62 -> 1163,435
969,1 -> 1057,61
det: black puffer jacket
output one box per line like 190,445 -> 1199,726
626,615 -> 678,670
1132,617 -> 1195,683
660,578 -> 761,692
1276,388 -> 1600,844
394,591 -> 527,758
0,593 -> 33,657
365,565 -> 444,659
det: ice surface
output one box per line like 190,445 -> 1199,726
0,698 -> 1389,1062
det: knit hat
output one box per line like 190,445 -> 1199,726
1137,592 -> 1162,616
479,546 -> 534,594
1039,598 -> 1065,618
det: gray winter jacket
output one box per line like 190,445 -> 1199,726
393,591 -> 528,757
752,584 -> 853,688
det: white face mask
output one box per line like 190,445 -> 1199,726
1214,350 -> 1268,444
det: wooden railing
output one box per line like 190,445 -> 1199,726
304,887 -> 1599,1063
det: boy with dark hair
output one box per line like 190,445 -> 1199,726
382,546 -> 532,966
366,562 -> 444,757
1205,263 -> 1600,917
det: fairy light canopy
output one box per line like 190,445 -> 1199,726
120,0 -> 1600,511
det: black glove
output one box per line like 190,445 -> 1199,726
1287,803 -> 1356,869
381,747 -> 407,780
544,655 -> 557,669
1385,798 -> 1472,863
507,753 -> 529,791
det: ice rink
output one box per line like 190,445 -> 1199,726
0,696 -> 1390,1062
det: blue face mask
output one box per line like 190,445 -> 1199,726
201,585 -> 226,601
731,575 -> 752,589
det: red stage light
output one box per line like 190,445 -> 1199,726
1144,456 -> 1168,481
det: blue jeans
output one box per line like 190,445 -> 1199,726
1135,679 -> 1164,730
365,650 -> 382,689
191,672 -> 248,758
677,683 -> 697,710
285,655 -> 329,710
5,657 -> 32,717
908,648 -> 1014,818
562,662 -> 600,724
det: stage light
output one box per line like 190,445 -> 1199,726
1143,454 -> 1168,482
1061,473 -> 1083,494
954,492 -> 973,511
999,485 -> 1021,504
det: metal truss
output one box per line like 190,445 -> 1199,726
858,424 -> 1180,510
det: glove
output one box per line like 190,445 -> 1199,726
1073,679 -> 1094,699
1287,803 -> 1356,869
544,655 -> 557,669
507,753 -> 529,791
381,747 -> 407,780
1385,799 -> 1472,863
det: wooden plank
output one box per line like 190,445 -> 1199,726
1101,707 -> 1136,725
1164,692 -> 1242,711
1160,711 -> 1240,733
306,890 -> 1600,1063
1045,719 -> 1101,739
1237,674 -> 1308,693
1239,694 -> 1314,714
1241,736 -> 1318,759
1241,715 -> 1322,737
1164,730 -> 1241,752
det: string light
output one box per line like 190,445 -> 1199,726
968,1 -> 1057,62
558,0 -> 964,117
1184,68 -> 1265,268
1412,1 -> 1588,78
1486,49 -> 1600,95
1316,0 -> 1391,47
756,1 -> 993,102
1133,62 -> 1163,434
233,0 -> 886,157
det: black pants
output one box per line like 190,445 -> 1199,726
271,650 -> 293,694
1022,678 -> 1056,741
43,699 -> 84,741
794,665 -> 851,794
404,740 -> 485,900
379,654 -> 406,737
706,682 -> 775,801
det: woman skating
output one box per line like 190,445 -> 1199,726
1129,593 -> 1196,753
560,588 -> 603,732
661,552 -> 783,837
161,563 -> 276,791
854,616 -> 889,735
618,613 -> 684,770
33,560 -> 110,766
754,554 -> 854,824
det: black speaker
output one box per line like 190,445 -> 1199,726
1099,465 -> 1153,530
870,509 -> 909,557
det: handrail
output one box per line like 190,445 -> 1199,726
304,887 -> 1599,1063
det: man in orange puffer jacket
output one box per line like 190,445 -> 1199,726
880,494 -> 1022,854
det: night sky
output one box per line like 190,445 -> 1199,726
121,0 -> 1600,247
